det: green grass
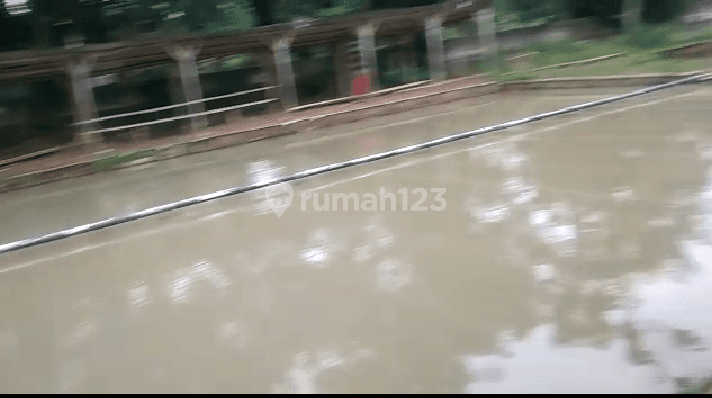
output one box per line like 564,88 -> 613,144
494,22 -> 712,81
221,54 -> 252,71
91,150 -> 154,173
529,39 -> 628,66
500,53 -> 709,81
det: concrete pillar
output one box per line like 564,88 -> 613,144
272,37 -> 299,109
425,14 -> 446,81
476,8 -> 498,71
169,46 -> 208,133
357,23 -> 379,91
68,58 -> 99,145
333,40 -> 351,98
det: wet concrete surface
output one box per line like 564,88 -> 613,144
1,86 -> 712,393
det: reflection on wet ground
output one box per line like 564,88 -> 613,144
1,86 -> 712,393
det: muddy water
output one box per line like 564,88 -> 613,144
1,86 -> 712,393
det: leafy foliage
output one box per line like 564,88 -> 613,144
1,0 -> 699,51
495,0 -> 559,23
113,0 -> 257,34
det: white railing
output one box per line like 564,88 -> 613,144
86,98 -> 280,135
75,85 -> 279,126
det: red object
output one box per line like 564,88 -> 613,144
352,73 -> 371,96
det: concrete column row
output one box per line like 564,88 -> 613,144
425,14 -> 446,82
477,8 -> 497,71
67,8 -> 498,145
272,37 -> 299,109
68,57 -> 98,146
357,23 -> 380,91
68,46 -> 210,146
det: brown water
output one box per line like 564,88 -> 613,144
1,86 -> 712,393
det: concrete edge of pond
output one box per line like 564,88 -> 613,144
0,71 -> 710,195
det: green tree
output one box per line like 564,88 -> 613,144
496,0 -> 555,22
222,1 -> 257,30
183,0 -> 220,31
146,0 -> 256,34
